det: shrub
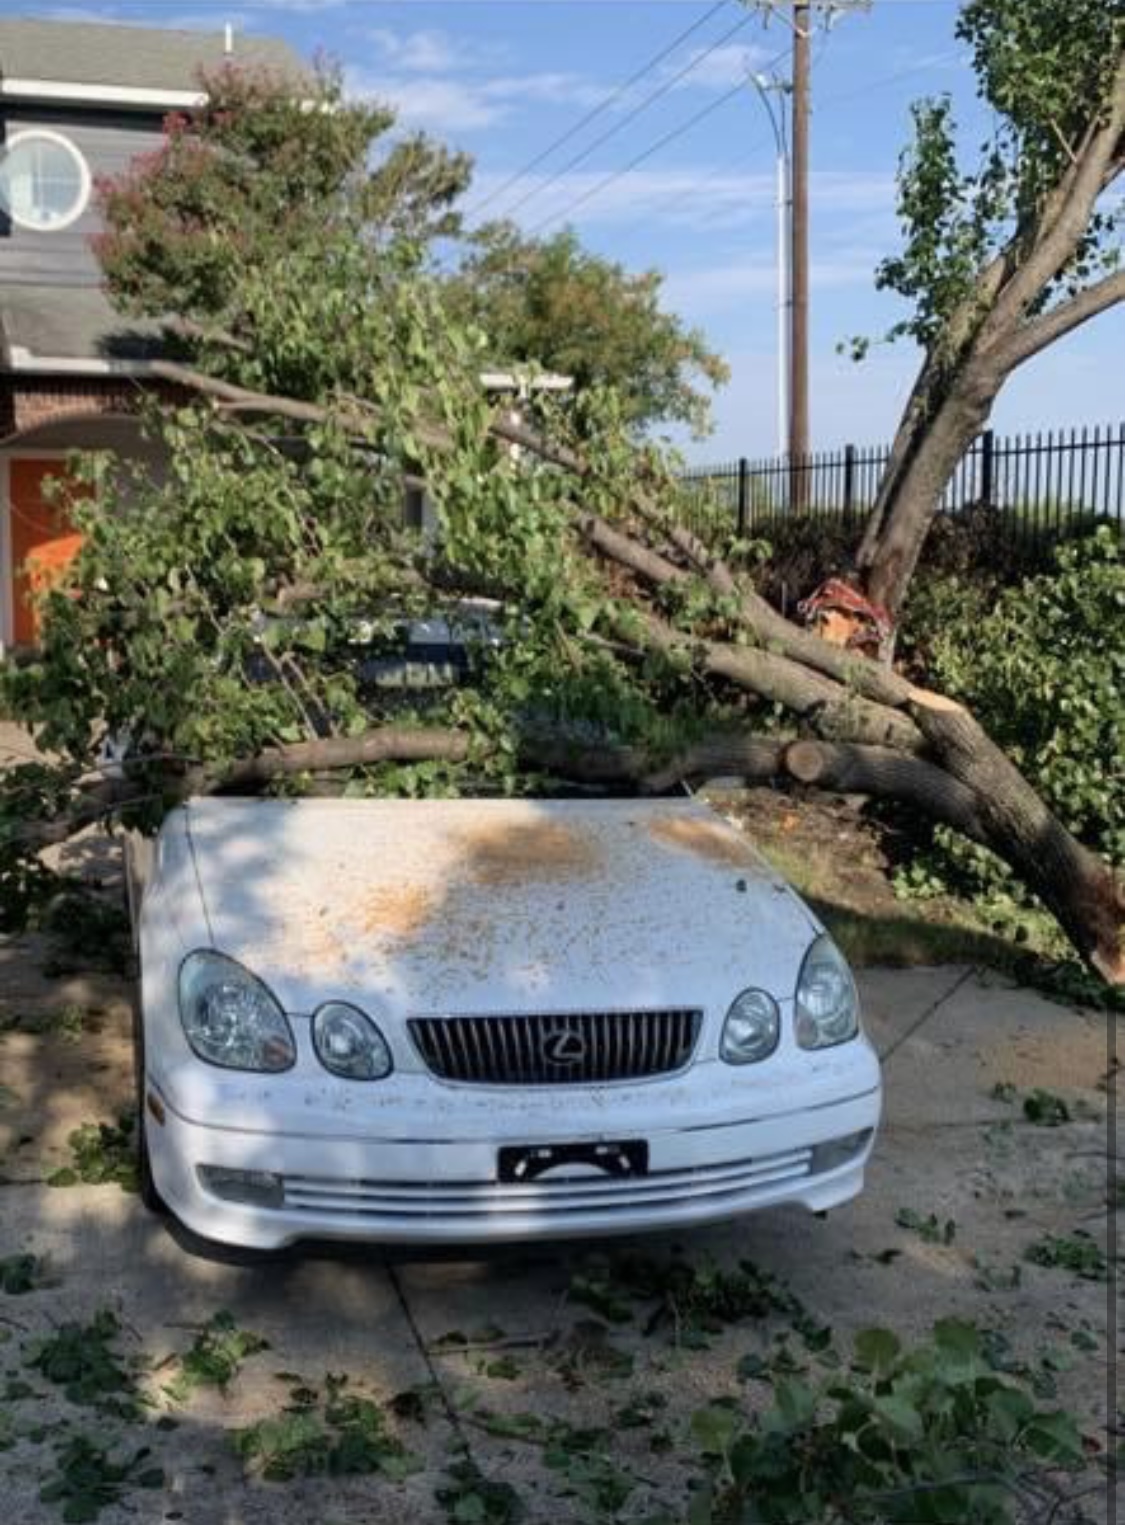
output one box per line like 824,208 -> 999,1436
690,1320 -> 1087,1525
897,530 -> 1124,910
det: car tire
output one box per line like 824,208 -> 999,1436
131,985 -> 167,1216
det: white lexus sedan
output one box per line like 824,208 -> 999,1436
128,797 -> 881,1250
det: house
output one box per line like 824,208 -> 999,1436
0,16 -> 572,650
0,16 -> 302,648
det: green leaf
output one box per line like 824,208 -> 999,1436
1021,1410 -> 1085,1463
452,1495 -> 487,1523
854,1328 -> 902,1377
772,1377 -> 816,1430
985,1386 -> 1035,1441
932,1319 -> 981,1366
871,1393 -> 924,1442
691,1404 -> 740,1456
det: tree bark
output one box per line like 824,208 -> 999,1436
857,369 -> 995,617
188,726 -> 472,792
856,50 -> 1125,619
908,697 -> 1125,982
781,738 -> 992,845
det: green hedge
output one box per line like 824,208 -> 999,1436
898,529 -> 1124,909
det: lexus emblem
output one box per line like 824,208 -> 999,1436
542,1028 -> 587,1066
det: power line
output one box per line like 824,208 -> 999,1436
527,85 -> 746,236
528,45 -> 961,234
527,47 -> 788,236
818,45 -> 963,105
467,0 -> 730,220
491,6 -> 759,222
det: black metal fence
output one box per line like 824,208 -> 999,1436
679,422 -> 1125,554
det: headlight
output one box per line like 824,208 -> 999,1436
178,951 -> 296,1072
313,1002 -> 393,1080
795,934 -> 858,1049
720,988 -> 780,1065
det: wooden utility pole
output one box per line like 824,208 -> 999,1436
789,0 -> 811,508
752,0 -> 868,501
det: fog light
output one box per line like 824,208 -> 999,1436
810,1130 -> 872,1174
198,1165 -> 284,1208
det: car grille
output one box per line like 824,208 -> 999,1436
282,1147 -> 813,1221
407,1008 -> 702,1085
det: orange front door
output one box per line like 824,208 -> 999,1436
8,458 -> 85,645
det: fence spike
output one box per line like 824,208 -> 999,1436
681,423 -> 1123,560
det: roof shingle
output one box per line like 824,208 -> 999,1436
0,16 -> 302,93
0,285 -> 164,365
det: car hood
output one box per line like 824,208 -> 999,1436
182,797 -> 820,1019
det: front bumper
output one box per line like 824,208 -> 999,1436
145,1065 -> 882,1250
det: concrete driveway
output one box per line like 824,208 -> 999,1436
0,947 -> 1116,1524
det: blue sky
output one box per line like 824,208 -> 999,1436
15,0 -> 1125,459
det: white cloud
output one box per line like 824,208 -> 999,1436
482,73 -> 605,110
806,171 -> 897,212
362,24 -> 518,77
689,307 -> 1124,463
350,73 -> 502,132
464,165 -> 893,235
242,0 -> 351,10
367,27 -> 478,75
885,45 -> 969,77
35,5 -> 248,26
347,66 -> 604,136
347,22 -> 608,136
670,42 -> 768,92
665,254 -> 879,319
687,344 -> 920,461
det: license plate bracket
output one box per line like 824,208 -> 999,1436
498,1140 -> 648,1184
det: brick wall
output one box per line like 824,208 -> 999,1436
0,376 -> 180,438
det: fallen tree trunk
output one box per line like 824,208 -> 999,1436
189,726 -> 472,792
908,698 -> 1125,982
9,727 -> 981,839
15,717 -> 1118,985
578,503 -> 1125,978
780,739 -> 991,843
89,360 -> 1120,985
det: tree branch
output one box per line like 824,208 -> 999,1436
186,726 -> 472,792
994,267 -> 1125,370
148,360 -> 454,453
578,507 -> 918,711
635,610 -> 925,753
160,316 -> 254,354
983,50 -> 1125,337
150,356 -> 927,723
781,738 -> 991,843
144,353 -> 942,725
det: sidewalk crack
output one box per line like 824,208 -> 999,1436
387,1263 -> 475,1461
877,966 -> 978,1064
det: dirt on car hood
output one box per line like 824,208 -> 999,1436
183,797 -> 820,1018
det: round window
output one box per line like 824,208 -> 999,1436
0,130 -> 91,232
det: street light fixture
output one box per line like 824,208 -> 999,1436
750,71 -> 791,463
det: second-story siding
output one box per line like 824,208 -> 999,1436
0,106 -> 164,288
